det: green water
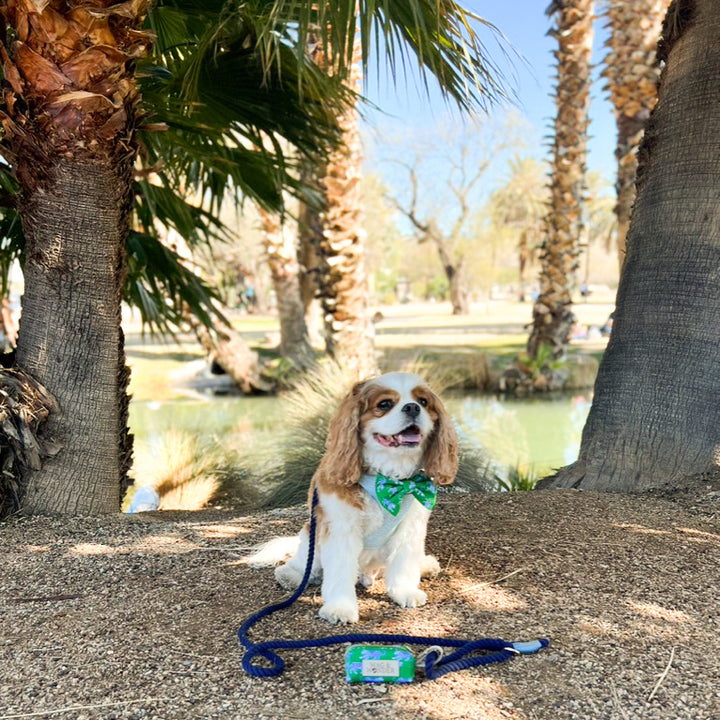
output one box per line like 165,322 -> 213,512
130,392 -> 591,477
447,394 -> 591,475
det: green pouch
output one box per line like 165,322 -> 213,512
344,644 -> 416,683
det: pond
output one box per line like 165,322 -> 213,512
129,391 -> 591,480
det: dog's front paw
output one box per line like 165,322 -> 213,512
318,600 -> 359,625
275,563 -> 302,591
388,586 -> 427,608
420,554 -> 441,577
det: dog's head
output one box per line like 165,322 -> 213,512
314,372 -> 458,490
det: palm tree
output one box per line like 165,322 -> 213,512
527,0 -> 595,361
0,1 -> 153,515
601,0 -> 670,268
0,0 -> 509,516
0,0 -> 343,514
313,42 -> 378,378
259,207 -> 316,370
541,0 -> 720,491
488,155 -> 548,302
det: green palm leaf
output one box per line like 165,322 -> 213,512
125,230 -> 227,335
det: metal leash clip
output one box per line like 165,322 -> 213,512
418,645 -> 445,674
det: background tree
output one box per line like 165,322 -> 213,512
312,43 -> 377,378
487,155 -> 547,302
601,0 -> 670,268
577,171 -> 616,291
259,207 -> 315,370
541,0 -> 720,492
527,0 -> 594,360
384,117 -> 523,314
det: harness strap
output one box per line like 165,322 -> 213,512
238,488 -> 548,679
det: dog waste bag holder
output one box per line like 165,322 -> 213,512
345,645 -> 415,684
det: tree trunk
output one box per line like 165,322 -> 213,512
448,268 -> 470,315
188,317 -> 273,394
259,209 -> 315,370
543,0 -> 720,492
17,157 -> 133,514
0,0 -> 152,514
297,166 -> 326,347
315,48 -> 377,380
432,229 -> 469,314
602,0 -> 670,269
527,0 -> 594,360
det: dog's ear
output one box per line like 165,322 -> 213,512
423,391 -> 458,486
313,380 -> 367,489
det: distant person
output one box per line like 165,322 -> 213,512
238,280 -> 257,313
600,312 -> 614,336
243,284 -> 257,313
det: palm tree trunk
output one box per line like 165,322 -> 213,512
527,0 -> 594,360
314,45 -> 377,379
544,0 -> 720,491
0,0 -> 152,514
187,315 -> 273,394
259,208 -> 315,369
17,157 -> 133,514
602,0 -> 670,269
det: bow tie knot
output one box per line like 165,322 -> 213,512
374,472 -> 437,516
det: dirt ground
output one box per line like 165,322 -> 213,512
2,479 -> 719,720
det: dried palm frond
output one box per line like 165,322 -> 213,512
0,369 -> 60,518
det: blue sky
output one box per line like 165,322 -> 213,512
361,1 -> 616,189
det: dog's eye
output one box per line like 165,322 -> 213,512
377,399 -> 395,412
417,397 -> 428,407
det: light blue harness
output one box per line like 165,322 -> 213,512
359,473 -> 421,549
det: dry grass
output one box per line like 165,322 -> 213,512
126,429 -> 223,511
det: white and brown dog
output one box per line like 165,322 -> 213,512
248,372 -> 458,625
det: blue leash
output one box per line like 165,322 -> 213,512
238,489 -> 549,680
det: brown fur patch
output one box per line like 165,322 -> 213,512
419,387 -> 459,485
360,386 -> 400,421
314,481 -> 365,511
413,386 -> 439,421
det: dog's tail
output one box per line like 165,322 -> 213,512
241,536 -> 300,567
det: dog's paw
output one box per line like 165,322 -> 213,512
420,554 -> 441,578
275,563 -> 302,591
358,571 -> 378,589
388,586 -> 427,609
318,600 -> 359,625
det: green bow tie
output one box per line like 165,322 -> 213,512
374,472 -> 437,516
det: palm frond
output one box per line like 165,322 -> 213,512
141,0 -> 347,215
249,0 -> 511,112
125,230 -> 227,336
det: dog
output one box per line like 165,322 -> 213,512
247,371 -> 458,625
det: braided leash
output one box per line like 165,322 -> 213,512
238,489 -> 549,679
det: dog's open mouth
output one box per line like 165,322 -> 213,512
374,425 -> 422,448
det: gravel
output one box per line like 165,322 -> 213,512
1,484 -> 719,720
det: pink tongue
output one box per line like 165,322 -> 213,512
376,434 -> 397,447
375,430 -> 421,447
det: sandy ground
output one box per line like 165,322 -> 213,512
2,481 -> 718,720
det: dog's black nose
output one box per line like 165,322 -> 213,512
402,402 -> 421,418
